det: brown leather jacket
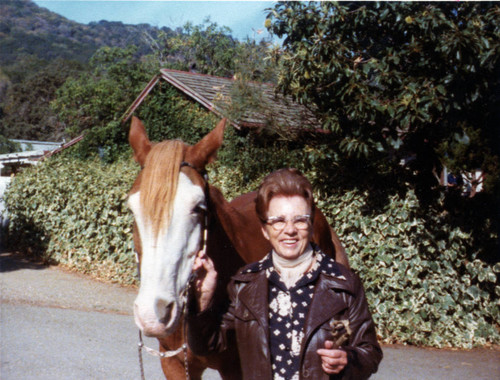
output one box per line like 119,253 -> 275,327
188,258 -> 382,380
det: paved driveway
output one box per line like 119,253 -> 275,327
1,251 -> 498,379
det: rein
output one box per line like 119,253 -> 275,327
135,161 -> 210,380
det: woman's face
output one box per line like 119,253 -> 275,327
261,195 -> 313,261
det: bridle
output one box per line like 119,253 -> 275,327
136,160 -> 210,380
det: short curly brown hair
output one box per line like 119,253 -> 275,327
255,168 -> 315,223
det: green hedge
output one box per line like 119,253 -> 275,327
4,156 -> 138,284
4,153 -> 499,348
315,188 -> 499,348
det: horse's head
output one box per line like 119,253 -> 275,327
128,116 -> 226,337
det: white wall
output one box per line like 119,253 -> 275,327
0,175 -> 11,228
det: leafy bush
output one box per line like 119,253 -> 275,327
136,84 -> 217,144
315,188 -> 499,348
4,154 -> 138,284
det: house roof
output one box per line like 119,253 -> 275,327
123,69 -> 325,133
0,135 -> 84,167
11,139 -> 63,152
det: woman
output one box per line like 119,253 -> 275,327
188,168 -> 382,379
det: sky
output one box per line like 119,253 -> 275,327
33,0 -> 278,42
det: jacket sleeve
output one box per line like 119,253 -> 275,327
186,279 -> 238,356
341,273 -> 383,380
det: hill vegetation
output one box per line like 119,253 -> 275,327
0,0 -> 173,140
0,0 -> 171,66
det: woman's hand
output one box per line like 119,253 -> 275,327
192,250 -> 218,311
317,340 -> 348,374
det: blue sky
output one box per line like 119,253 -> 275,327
33,1 -> 278,42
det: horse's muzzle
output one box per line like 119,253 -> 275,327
134,299 -> 179,338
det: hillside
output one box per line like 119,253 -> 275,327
0,0 -> 173,67
0,0 -> 175,141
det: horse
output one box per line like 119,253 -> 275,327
127,116 -> 348,379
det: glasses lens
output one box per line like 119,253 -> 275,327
267,215 -> 310,231
293,217 -> 310,229
269,219 -> 286,230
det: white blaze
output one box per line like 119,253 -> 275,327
129,172 -> 205,337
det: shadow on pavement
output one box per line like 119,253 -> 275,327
0,251 -> 48,273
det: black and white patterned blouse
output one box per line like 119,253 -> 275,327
243,248 -> 338,380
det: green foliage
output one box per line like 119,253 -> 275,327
315,187 -> 499,348
135,84 -> 218,145
4,154 -> 138,284
148,18 -> 276,83
175,19 -> 239,77
51,46 -> 154,160
213,128 -> 312,195
0,58 -> 83,140
266,1 -> 500,196
219,37 -> 279,130
233,38 -> 278,83
0,135 -> 21,154
52,46 -> 150,135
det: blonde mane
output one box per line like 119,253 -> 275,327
140,140 -> 186,236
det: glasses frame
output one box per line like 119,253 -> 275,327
265,214 -> 311,231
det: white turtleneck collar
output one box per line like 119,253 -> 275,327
272,244 -> 315,288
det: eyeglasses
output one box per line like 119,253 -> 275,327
265,215 -> 311,231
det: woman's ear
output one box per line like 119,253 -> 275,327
261,225 -> 270,241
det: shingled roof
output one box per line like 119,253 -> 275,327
123,69 -> 324,133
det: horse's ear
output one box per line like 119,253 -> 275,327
187,118 -> 226,169
129,116 -> 152,167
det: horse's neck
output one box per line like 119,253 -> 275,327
207,186 -> 269,267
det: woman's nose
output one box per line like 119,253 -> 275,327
283,220 -> 298,233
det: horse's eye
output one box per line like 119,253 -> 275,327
192,204 -> 207,215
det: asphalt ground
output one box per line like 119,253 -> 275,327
1,251 -> 499,379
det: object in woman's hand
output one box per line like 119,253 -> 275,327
330,319 -> 352,348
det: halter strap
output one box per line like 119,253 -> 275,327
180,161 -> 209,182
180,160 -> 210,261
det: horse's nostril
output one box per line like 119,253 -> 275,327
156,300 -> 176,324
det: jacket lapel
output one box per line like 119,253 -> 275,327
236,271 -> 270,336
302,274 -> 350,346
